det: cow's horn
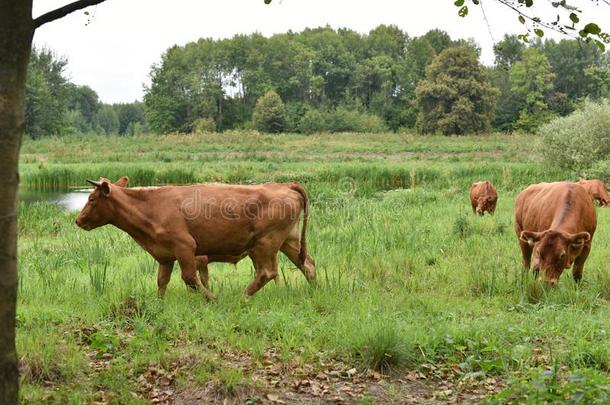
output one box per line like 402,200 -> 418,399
86,179 -> 101,188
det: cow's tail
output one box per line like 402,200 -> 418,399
290,183 -> 308,267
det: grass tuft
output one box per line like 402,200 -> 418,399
352,322 -> 409,374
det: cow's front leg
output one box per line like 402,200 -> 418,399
518,240 -> 532,270
572,244 -> 591,283
157,261 -> 174,298
176,249 -> 216,301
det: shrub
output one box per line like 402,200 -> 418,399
298,108 -> 327,134
252,91 -> 286,133
325,107 -> 387,133
589,160 -> 610,184
283,102 -> 308,132
540,99 -> 610,173
192,117 -> 216,134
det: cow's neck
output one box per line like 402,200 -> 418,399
109,190 -> 156,244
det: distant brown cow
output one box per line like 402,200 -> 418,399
577,179 -> 610,207
470,181 -> 498,216
76,177 -> 315,299
514,182 -> 596,285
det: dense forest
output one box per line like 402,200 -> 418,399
26,26 -> 610,137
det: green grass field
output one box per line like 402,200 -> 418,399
17,132 -> 610,403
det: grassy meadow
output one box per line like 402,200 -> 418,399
17,132 -> 610,403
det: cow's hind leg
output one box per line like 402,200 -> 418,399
245,247 -> 279,296
176,249 -> 216,301
280,239 -> 316,285
572,244 -> 591,283
195,256 -> 210,289
157,261 -> 174,298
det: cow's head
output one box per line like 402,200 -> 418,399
520,230 -> 590,285
476,195 -> 496,215
75,177 -> 129,230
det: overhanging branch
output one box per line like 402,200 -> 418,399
33,0 -> 109,29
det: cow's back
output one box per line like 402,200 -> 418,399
515,182 -> 596,234
173,183 -> 304,255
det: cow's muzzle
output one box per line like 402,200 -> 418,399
545,279 -> 558,287
75,217 -> 91,230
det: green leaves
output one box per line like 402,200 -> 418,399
456,1 -> 607,53
583,22 -> 602,35
454,0 -> 467,17
264,0 -> 272,3
594,40 -> 605,52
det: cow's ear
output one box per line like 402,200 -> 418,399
568,231 -> 590,247
115,176 -> 129,187
520,231 -> 543,247
99,180 -> 111,197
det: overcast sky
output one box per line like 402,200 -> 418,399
33,0 -> 610,104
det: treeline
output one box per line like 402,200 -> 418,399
26,26 -> 610,137
144,26 -> 610,134
144,26 -> 479,133
25,48 -> 147,138
491,35 -> 610,131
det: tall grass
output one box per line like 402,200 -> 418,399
16,132 -> 610,402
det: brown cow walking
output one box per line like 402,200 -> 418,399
470,181 -> 498,216
76,177 -> 315,299
577,179 -> 610,207
514,181 -> 596,285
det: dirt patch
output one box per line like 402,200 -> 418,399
174,349 -> 505,404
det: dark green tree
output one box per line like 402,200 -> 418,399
66,84 -> 100,126
489,35 -> 525,131
536,39 -> 603,100
252,90 -> 285,133
494,34 -> 525,67
114,102 -> 146,135
415,47 -> 498,135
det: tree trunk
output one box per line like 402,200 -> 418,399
0,0 -> 33,402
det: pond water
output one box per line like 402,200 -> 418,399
20,189 -> 91,211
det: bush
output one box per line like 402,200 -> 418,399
298,109 -> 327,134
325,107 -> 387,133
589,160 -> 610,184
192,117 -> 216,134
540,99 -> 610,173
283,102 -> 308,132
514,109 -> 556,133
252,91 -> 286,133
